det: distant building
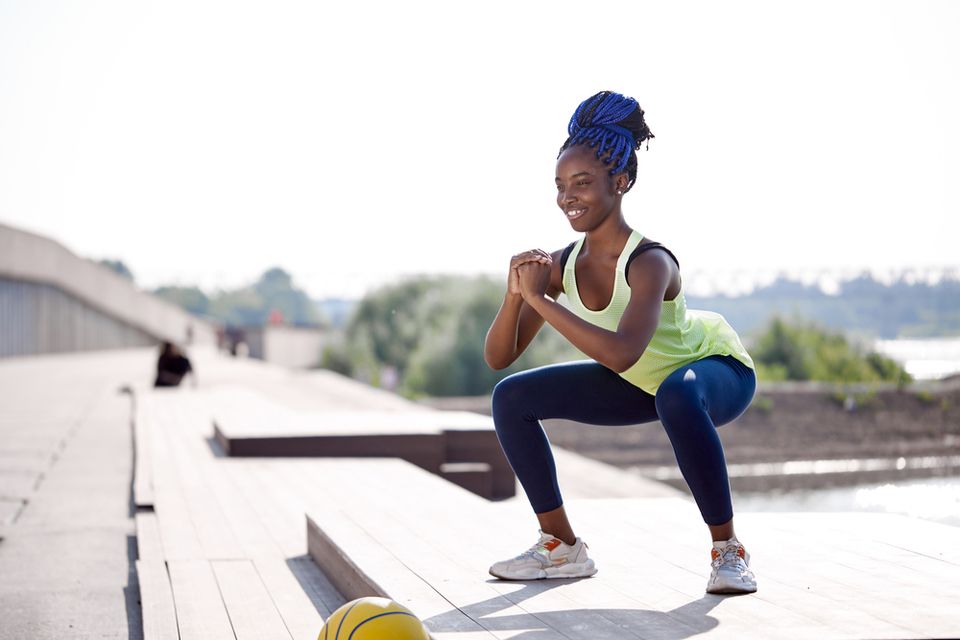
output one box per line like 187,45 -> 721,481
241,324 -> 330,369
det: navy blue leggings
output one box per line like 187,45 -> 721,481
491,355 -> 756,525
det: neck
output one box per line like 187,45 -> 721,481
584,212 -> 632,257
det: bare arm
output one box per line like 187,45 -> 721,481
516,250 -> 674,372
483,248 -> 564,370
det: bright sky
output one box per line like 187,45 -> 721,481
1,1 -> 958,299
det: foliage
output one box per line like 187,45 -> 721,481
751,317 -> 911,384
829,388 -> 882,411
154,267 -> 326,327
315,298 -> 356,329
328,280 -> 916,396
208,286 -> 266,326
750,395 -> 774,414
154,265 -> 934,394
99,258 -> 135,281
345,278 -> 440,373
153,286 -> 210,316
252,267 -> 323,326
326,275 -> 582,397
687,273 -> 960,339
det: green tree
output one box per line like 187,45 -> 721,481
154,267 -> 327,327
687,272 -> 960,339
329,275 -> 582,396
153,286 -> 210,316
403,281 -> 507,396
403,279 -> 583,396
344,277 -> 447,375
330,280 -> 917,396
209,287 -> 264,326
253,267 -> 325,326
99,259 -> 134,281
751,317 -> 910,384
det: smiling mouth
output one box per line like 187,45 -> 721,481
565,208 -> 586,220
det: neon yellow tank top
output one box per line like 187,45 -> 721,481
562,230 -> 754,395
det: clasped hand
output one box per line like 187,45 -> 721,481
508,249 -> 552,300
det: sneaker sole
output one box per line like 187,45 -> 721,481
489,559 -> 597,581
706,577 -> 757,594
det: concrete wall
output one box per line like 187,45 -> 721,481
265,326 -> 330,369
0,222 -> 216,357
243,325 -> 329,369
0,278 -> 158,357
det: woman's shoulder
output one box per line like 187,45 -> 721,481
627,237 -> 680,271
625,237 -> 682,300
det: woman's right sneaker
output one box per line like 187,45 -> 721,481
706,537 -> 757,594
489,530 -> 597,580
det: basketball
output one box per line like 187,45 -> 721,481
317,597 -> 430,640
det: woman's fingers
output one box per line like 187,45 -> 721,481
508,250 -> 551,295
511,249 -> 553,268
516,260 -> 553,299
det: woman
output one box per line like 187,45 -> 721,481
484,91 -> 757,594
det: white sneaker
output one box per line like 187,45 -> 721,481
489,530 -> 597,580
707,538 -> 757,594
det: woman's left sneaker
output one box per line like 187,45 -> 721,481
489,530 -> 597,580
706,538 -> 757,594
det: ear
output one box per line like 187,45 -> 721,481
614,173 -> 629,195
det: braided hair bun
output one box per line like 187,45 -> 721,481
559,91 -> 654,193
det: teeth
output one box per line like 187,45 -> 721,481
567,209 -> 584,218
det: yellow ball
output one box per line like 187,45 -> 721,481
318,597 -> 430,640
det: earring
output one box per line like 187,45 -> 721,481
617,190 -> 623,195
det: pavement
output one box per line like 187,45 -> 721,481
0,347 -> 690,640
0,350 -> 151,640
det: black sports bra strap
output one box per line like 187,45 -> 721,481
624,242 -> 680,278
559,241 -> 577,273
560,239 -> 679,278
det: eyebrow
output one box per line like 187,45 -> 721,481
555,171 -> 594,181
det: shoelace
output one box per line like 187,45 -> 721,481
514,539 -> 553,561
712,545 -> 747,571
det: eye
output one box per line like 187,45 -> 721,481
577,180 -> 591,186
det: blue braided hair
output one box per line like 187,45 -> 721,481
558,91 -> 654,193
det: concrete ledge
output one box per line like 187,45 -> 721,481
212,392 -> 517,500
0,222 -> 215,348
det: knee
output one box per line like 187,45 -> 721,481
655,369 -> 707,423
491,372 -> 529,421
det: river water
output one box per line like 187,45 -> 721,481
872,335 -> 960,380
734,476 -> 960,527
731,337 -> 960,528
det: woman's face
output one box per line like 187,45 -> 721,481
555,144 -> 625,232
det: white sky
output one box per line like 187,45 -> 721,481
1,0 -> 958,299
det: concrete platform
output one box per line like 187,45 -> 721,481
210,388 -> 516,499
6,347 -> 960,639
303,458 -> 960,639
129,350 -> 686,639
136,391 -> 346,639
